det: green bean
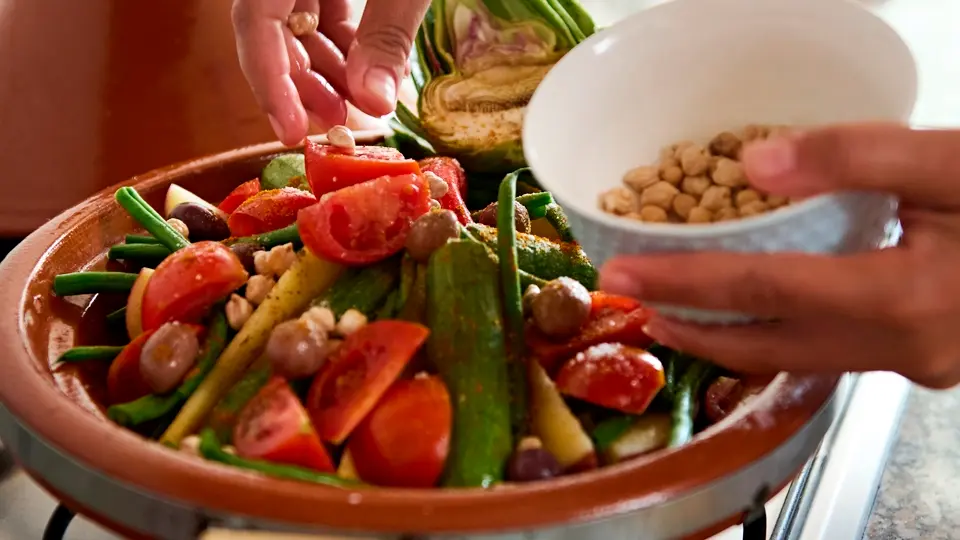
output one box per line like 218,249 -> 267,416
53,272 -> 138,296
515,192 -> 554,219
57,346 -> 124,364
109,311 -> 230,428
115,187 -> 190,252
108,243 -> 170,265
125,234 -> 162,244
198,429 -> 360,488
106,306 -> 128,326
497,170 -> 529,438
543,203 -> 575,243
226,223 -> 300,249
668,360 -> 716,448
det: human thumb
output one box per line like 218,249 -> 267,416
346,0 -> 430,118
741,124 -> 960,209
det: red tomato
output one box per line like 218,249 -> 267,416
526,305 -> 654,374
554,343 -> 665,414
589,292 -> 641,318
347,375 -> 451,487
305,142 -> 421,196
234,377 -> 335,472
297,174 -> 432,266
218,179 -> 261,214
228,187 -> 317,237
141,242 -> 249,332
106,324 -> 204,404
307,320 -> 430,444
417,157 -> 471,225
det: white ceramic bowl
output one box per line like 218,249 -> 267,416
523,0 -> 917,323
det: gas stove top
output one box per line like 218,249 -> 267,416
0,372 -> 909,540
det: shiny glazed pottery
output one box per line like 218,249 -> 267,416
0,133 -> 840,540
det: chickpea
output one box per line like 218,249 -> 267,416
226,294 -> 253,330
327,125 -> 355,153
735,189 -> 762,208
405,209 -> 460,263
672,140 -> 696,160
712,158 -> 747,188
709,131 -> 743,159
266,243 -> 298,276
623,165 -> 659,192
681,175 -> 711,198
424,171 -> 449,199
287,11 -> 319,36
531,277 -> 592,339
766,194 -> 789,208
687,207 -> 713,223
714,207 -> 740,221
659,145 -> 677,162
660,164 -> 684,186
739,200 -> 769,218
679,144 -> 709,176
301,306 -> 336,333
741,124 -> 769,142
638,205 -> 668,223
429,199 -> 441,209
335,309 -> 368,337
599,187 -> 638,215
180,435 -> 201,457
253,250 -> 272,276
266,318 -> 330,379
672,193 -> 698,220
140,322 -> 200,394
245,274 -> 275,305
639,181 -> 679,210
522,284 -> 541,317
699,185 -> 733,212
167,218 -> 190,240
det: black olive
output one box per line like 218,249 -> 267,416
169,202 -> 231,241
230,242 -> 262,274
472,201 -> 531,234
507,447 -> 562,483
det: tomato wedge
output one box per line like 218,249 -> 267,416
219,179 -> 261,214
307,320 -> 430,444
107,324 -> 204,404
418,157 -> 471,225
527,300 -> 654,374
297,174 -> 432,265
347,375 -> 451,487
141,242 -> 249,332
589,291 -> 642,318
228,187 -> 317,237
554,343 -> 665,415
234,377 -> 335,472
305,142 -> 421,196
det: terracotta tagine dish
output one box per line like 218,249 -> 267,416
0,130 -> 840,540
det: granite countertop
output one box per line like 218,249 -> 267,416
865,387 -> 960,539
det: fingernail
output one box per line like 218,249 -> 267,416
267,114 -> 285,140
363,67 -> 397,109
743,138 -> 797,179
598,266 -> 641,298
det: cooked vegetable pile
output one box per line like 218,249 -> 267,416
52,125 -> 765,489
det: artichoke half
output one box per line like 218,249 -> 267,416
400,0 -> 596,174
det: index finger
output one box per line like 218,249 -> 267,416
232,0 -> 308,145
744,125 -> 960,210
599,249 -> 906,320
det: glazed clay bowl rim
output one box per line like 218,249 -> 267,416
0,133 -> 839,534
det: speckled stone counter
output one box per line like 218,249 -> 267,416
864,386 -> 960,539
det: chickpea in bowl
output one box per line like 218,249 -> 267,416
599,126 -> 795,224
